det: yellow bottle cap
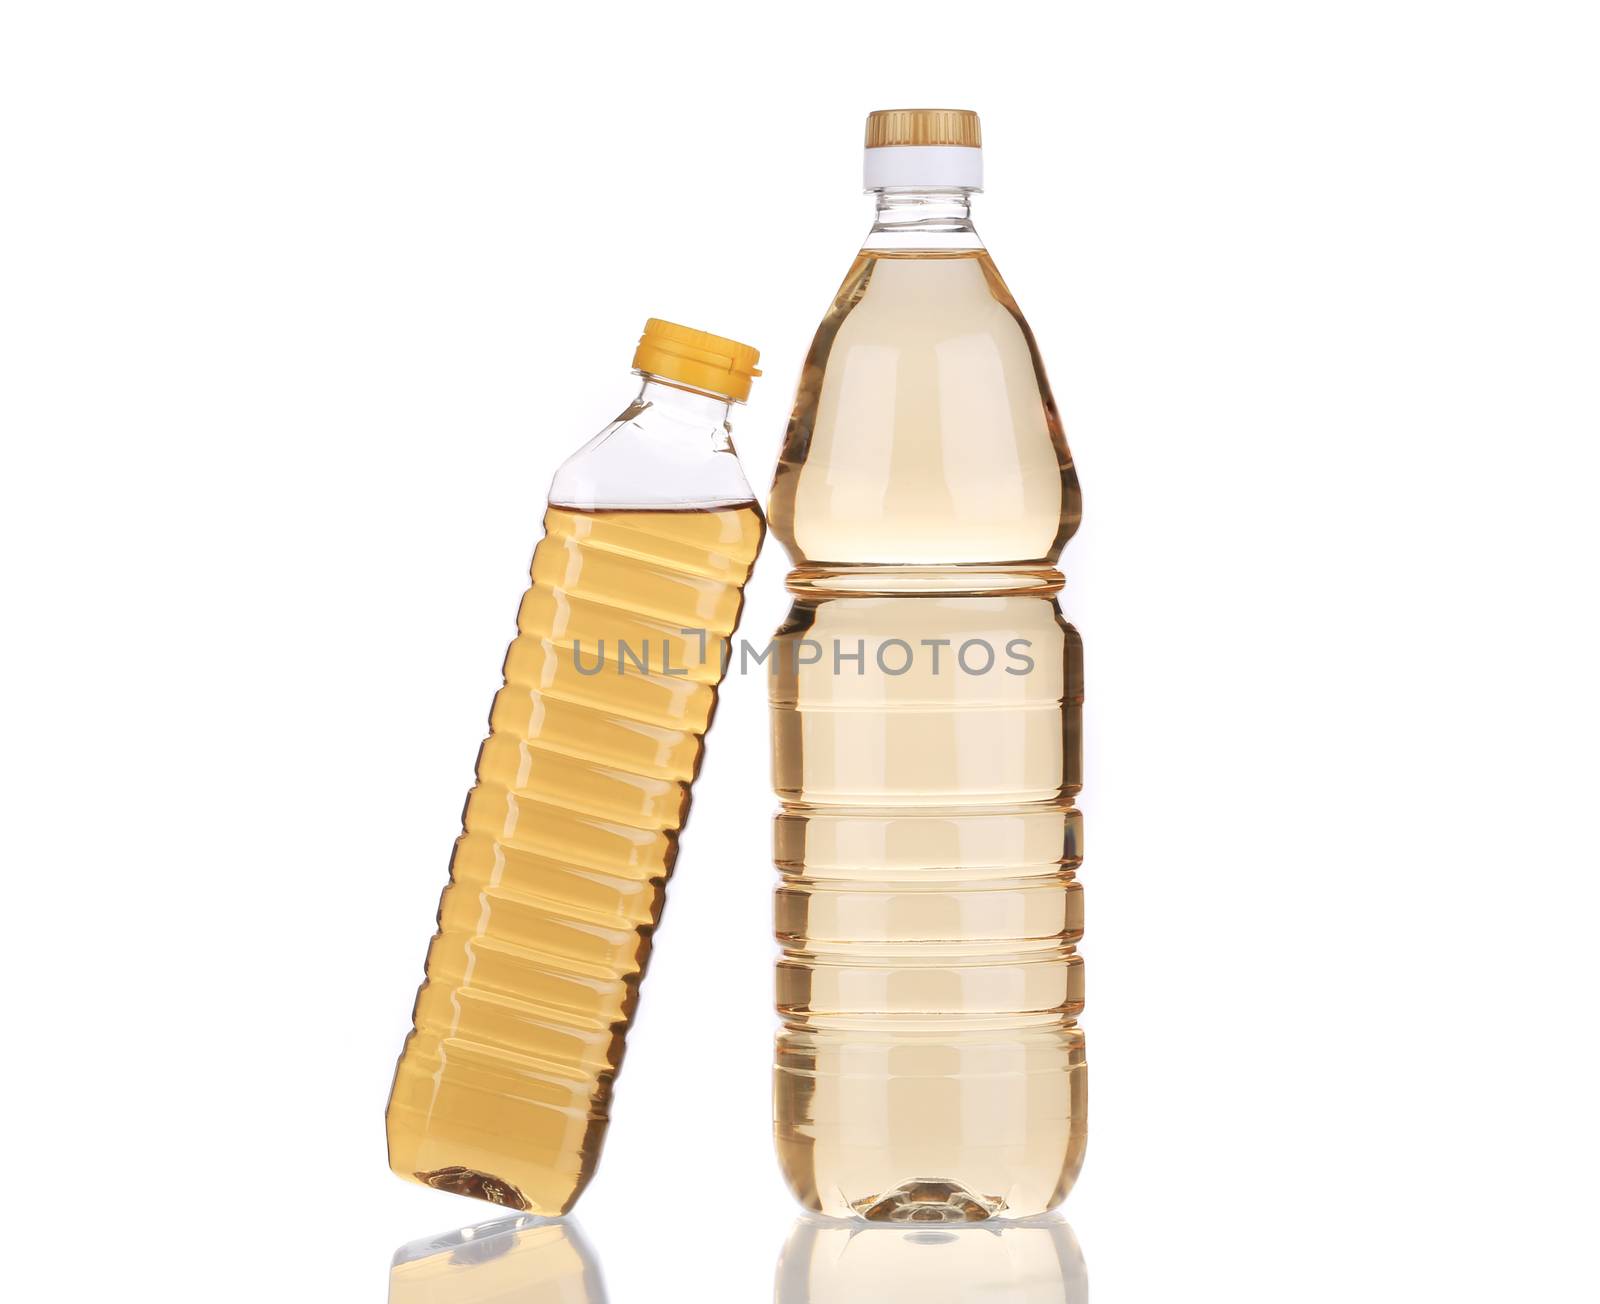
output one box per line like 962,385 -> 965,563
631,318 -> 761,403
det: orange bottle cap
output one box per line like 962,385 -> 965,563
632,319 -> 761,403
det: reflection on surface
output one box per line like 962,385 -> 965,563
388,1215 -> 606,1304
387,1208 -> 1082,1302
777,1213 -> 1086,1304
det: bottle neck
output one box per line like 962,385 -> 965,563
634,374 -> 734,427
863,187 -> 983,252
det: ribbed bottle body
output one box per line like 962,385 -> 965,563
388,503 -> 763,1214
771,590 -> 1084,1219
769,240 -> 1084,1220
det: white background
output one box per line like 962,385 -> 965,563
3,2 -> 1597,1300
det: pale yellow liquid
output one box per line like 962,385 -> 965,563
769,250 -> 1084,1221
387,504 -> 764,1214
770,251 -> 1080,568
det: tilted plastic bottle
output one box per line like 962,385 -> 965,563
768,110 -> 1086,1221
387,320 -> 764,1214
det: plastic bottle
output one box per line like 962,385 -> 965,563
768,110 -> 1086,1221
387,321 -> 764,1214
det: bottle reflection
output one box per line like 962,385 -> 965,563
777,1214 -> 1086,1304
388,1215 -> 606,1304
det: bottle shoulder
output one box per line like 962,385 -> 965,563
769,248 -> 1080,570
550,395 -> 756,512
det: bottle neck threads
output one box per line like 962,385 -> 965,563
864,188 -> 983,253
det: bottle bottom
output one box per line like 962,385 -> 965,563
411,1165 -> 533,1211
774,1023 -> 1087,1221
852,1179 -> 1005,1223
385,1085 -> 600,1216
774,1143 -> 1086,1223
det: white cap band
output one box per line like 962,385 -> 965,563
863,145 -> 983,191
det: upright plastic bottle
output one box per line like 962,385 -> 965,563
388,321 -> 764,1214
768,110 -> 1085,1221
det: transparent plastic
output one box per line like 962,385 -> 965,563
769,187 -> 1085,1220
777,1214 -> 1087,1304
388,1215 -> 607,1303
387,374 -> 764,1214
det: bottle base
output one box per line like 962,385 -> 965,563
411,1165 -> 532,1212
852,1179 -> 1004,1223
385,1100 -> 593,1217
774,1021 -> 1087,1223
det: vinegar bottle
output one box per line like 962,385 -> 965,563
387,320 -> 764,1214
768,110 -> 1086,1220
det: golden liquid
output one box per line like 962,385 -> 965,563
388,1215 -> 605,1304
769,249 -> 1085,1221
387,504 -> 764,1215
